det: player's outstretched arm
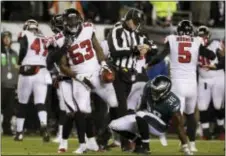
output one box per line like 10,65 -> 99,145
199,44 -> 216,60
146,42 -> 170,66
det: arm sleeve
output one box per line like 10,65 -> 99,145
107,27 -> 133,58
147,42 -> 170,66
18,35 -> 28,65
215,53 -> 225,70
199,44 -> 216,60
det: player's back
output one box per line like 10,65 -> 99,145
167,34 -> 203,80
21,30 -> 48,66
198,40 -> 224,78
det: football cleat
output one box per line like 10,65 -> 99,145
40,126 -> 50,142
14,132 -> 23,141
73,143 -> 87,154
86,137 -> 99,151
133,145 -> 151,154
189,142 -> 198,152
52,136 -> 62,143
58,139 -> 68,153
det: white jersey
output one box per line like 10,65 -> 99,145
55,22 -> 100,74
136,56 -> 146,73
20,30 -> 48,66
198,40 -> 224,78
166,34 -> 204,80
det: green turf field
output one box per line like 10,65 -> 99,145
1,136 -> 225,155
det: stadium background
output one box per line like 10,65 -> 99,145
1,0 -> 225,138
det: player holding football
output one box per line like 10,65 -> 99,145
15,19 -> 52,142
54,8 -> 118,154
197,26 -> 225,140
109,76 -> 193,155
147,20 -> 216,152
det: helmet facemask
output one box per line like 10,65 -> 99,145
64,14 -> 83,35
150,76 -> 171,101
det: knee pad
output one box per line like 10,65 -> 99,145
16,103 -> 27,118
35,103 -> 46,112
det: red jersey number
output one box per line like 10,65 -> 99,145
31,38 -> 48,56
199,56 -> 210,66
178,42 -> 191,63
68,39 -> 94,65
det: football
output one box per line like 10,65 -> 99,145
101,68 -> 115,83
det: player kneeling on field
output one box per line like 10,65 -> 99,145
109,75 -> 193,155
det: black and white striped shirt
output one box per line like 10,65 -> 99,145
107,22 -> 149,70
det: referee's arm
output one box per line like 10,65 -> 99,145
107,26 -> 134,58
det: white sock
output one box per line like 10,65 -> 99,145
217,119 -> 224,126
58,125 -> 63,138
16,118 -> 25,132
38,111 -> 47,126
201,123 -> 210,129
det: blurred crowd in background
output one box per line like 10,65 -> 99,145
1,1 -> 225,27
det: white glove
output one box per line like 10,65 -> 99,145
100,61 -> 112,73
182,144 -> 193,155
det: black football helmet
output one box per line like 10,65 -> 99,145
177,20 -> 194,36
197,25 -> 211,38
62,8 -> 83,35
50,14 -> 63,34
23,19 -> 39,32
123,8 -> 144,31
150,75 -> 172,101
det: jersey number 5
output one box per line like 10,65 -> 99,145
178,42 -> 191,63
31,38 -> 48,56
68,39 -> 94,65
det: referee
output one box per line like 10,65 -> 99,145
107,8 -> 152,151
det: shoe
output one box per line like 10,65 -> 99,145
133,145 -> 151,154
52,136 -> 62,143
40,126 -> 50,142
58,139 -> 68,153
73,143 -> 87,154
86,137 -> 99,151
189,142 -> 198,152
14,132 -> 23,141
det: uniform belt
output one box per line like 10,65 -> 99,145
22,65 -> 45,68
58,76 -> 71,81
112,66 -> 135,73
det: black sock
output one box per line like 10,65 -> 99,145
202,128 -> 211,139
86,114 -> 95,138
74,112 -> 86,143
59,110 -> 66,125
109,107 -> 118,121
136,116 -> 150,140
199,110 -> 209,124
185,113 -> 197,142
62,115 -> 74,139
